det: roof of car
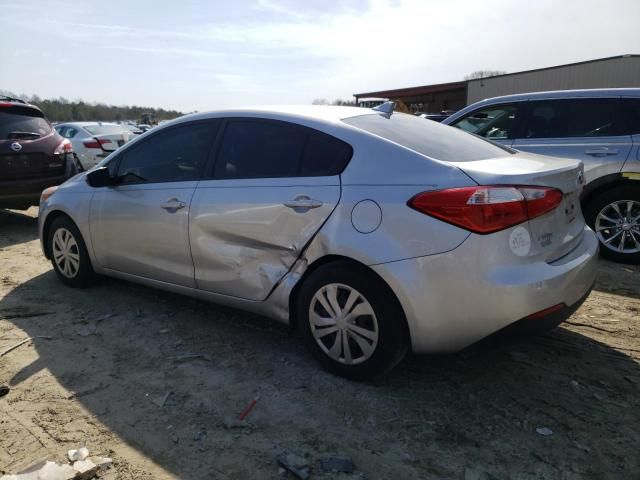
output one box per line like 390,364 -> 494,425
0,97 -> 44,113
181,105 -> 376,125
475,88 -> 640,104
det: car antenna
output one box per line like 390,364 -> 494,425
372,101 -> 395,118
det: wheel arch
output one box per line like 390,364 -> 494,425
288,255 -> 411,345
581,173 -> 640,213
42,210 -> 75,259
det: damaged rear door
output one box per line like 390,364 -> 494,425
190,118 -> 351,300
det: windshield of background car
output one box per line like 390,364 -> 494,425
343,112 -> 514,162
0,107 -> 52,140
84,124 -> 127,135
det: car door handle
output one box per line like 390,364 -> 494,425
585,147 -> 619,156
284,195 -> 323,211
160,198 -> 186,212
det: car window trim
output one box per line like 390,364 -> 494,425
114,119 -> 222,186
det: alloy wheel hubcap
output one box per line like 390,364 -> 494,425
52,228 -> 80,278
595,200 -> 640,254
309,283 -> 378,365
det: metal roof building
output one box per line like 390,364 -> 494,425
353,54 -> 640,113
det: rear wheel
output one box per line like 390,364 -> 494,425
64,153 -> 83,178
48,216 -> 96,287
297,262 -> 409,380
584,185 -> 640,264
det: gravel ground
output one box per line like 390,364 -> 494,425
1,208 -> 639,480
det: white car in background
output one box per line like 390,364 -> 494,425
54,122 -> 134,170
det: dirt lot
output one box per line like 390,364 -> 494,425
0,208 -> 639,480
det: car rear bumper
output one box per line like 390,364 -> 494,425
371,225 -> 599,354
0,177 -> 66,209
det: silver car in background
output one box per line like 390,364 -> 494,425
54,122 -> 136,170
444,89 -> 640,263
38,106 -> 598,379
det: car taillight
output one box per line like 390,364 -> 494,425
408,186 -> 563,234
83,138 -> 112,149
54,138 -> 73,154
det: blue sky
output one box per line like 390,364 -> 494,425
1,0 -> 639,112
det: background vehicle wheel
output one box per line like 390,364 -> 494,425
297,262 -> 409,380
64,154 -> 83,179
584,185 -> 640,264
48,216 -> 96,287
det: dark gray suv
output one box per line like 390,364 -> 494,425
0,97 -> 80,210
444,89 -> 640,264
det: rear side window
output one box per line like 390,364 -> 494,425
624,98 -> 640,135
525,98 -> 625,138
213,119 -> 352,179
300,132 -> 352,176
0,107 -> 51,140
344,112 -> 513,162
451,104 -> 521,140
117,121 -> 220,184
58,127 -> 77,139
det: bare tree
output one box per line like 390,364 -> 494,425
464,70 -> 507,80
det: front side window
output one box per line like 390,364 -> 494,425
213,119 -> 352,179
525,99 -> 624,139
451,104 -> 520,140
117,121 -> 219,184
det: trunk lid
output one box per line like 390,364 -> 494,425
82,124 -> 132,152
91,132 -> 130,152
448,152 -> 586,262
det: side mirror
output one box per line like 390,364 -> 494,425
86,167 -> 114,188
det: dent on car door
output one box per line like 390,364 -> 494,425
190,119 -> 349,300
512,98 -> 633,184
89,121 -> 220,287
448,103 -> 523,146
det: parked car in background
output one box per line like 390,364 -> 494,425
39,105 -> 597,378
444,89 -> 640,263
0,97 -> 80,210
137,124 -> 153,132
54,122 -> 134,170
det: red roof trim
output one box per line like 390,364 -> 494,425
354,81 -> 466,99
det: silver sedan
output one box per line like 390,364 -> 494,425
38,105 -> 598,379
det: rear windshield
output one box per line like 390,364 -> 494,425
84,124 -> 127,135
0,107 -> 52,140
343,112 -> 514,162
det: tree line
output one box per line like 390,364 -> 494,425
0,90 -> 183,123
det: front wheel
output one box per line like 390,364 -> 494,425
48,216 -> 96,287
297,262 -> 409,380
584,185 -> 640,264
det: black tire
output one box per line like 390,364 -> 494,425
64,154 -> 83,179
297,262 -> 409,380
584,184 -> 640,264
48,215 -> 97,287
